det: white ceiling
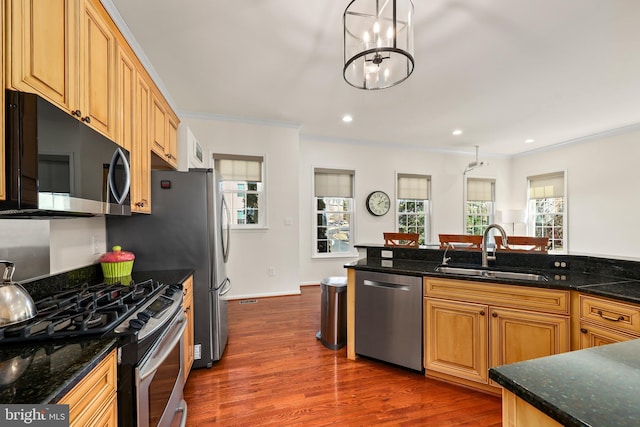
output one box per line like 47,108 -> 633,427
108,0 -> 640,156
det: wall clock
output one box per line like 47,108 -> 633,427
366,191 -> 391,216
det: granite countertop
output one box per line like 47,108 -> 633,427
0,266 -> 194,404
0,338 -> 116,404
345,256 -> 640,305
489,339 -> 640,427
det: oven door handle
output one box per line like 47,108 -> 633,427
138,314 -> 187,382
176,399 -> 188,427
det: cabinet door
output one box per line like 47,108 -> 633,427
424,298 -> 489,384
489,307 -> 570,370
166,114 -> 179,168
182,275 -> 194,383
579,321 -> 639,349
132,73 -> 152,213
115,43 -> 135,153
6,0 -> 77,111
151,92 -> 167,156
79,0 -> 115,139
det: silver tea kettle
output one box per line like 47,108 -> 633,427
0,261 -> 37,327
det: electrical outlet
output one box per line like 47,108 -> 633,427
268,267 -> 276,277
552,260 -> 569,269
92,236 -> 100,255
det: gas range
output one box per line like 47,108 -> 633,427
0,278 -> 180,344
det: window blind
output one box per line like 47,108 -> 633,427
528,172 -> 564,199
397,174 -> 430,199
314,168 -> 354,198
213,154 -> 263,182
466,178 -> 495,201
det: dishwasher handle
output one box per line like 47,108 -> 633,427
363,279 -> 411,292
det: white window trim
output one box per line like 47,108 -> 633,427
213,153 -> 268,230
463,177 -> 496,234
526,170 -> 568,254
311,166 -> 358,259
395,172 -> 432,245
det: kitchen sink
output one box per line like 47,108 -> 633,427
435,266 -> 548,282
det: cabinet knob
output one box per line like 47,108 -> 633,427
491,312 -> 498,318
81,116 -> 91,123
580,328 -> 588,334
72,109 -> 82,117
479,310 -> 485,316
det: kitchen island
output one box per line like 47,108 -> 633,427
489,338 -> 640,427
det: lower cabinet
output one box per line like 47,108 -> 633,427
58,349 -> 117,427
577,293 -> 640,349
502,389 -> 563,427
182,274 -> 194,384
424,278 -> 570,393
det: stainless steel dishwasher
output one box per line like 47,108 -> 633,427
355,270 -> 423,371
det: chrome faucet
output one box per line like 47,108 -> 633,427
482,224 -> 508,268
442,243 -> 454,265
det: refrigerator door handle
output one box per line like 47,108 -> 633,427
219,278 -> 232,296
221,196 -> 230,263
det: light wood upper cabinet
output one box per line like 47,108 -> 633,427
183,275 -> 194,384
132,72 -> 152,213
6,0 -> 77,111
78,0 -> 116,139
151,89 -> 179,169
115,43 -> 135,153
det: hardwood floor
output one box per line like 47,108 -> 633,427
183,286 -> 502,426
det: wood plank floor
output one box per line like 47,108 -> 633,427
183,285 -> 502,426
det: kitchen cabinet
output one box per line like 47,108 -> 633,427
502,389 -> 562,427
78,0 -> 116,140
577,294 -> 640,349
115,43 -> 135,154
131,72 -> 152,212
6,0 -> 116,140
183,274 -> 194,383
5,0 -> 77,112
58,349 -> 117,427
151,89 -> 179,169
424,277 -> 570,394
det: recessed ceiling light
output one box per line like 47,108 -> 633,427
452,129 -> 463,136
342,115 -> 353,123
524,138 -> 535,144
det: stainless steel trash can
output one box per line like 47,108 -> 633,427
317,276 -> 347,350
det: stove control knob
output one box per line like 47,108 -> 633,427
137,312 -> 151,322
129,318 -> 145,331
165,287 -> 175,297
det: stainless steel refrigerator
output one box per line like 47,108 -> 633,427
107,169 -> 231,368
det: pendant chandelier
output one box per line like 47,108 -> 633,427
343,0 -> 414,90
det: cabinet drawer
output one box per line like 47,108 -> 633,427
424,278 -> 569,315
580,295 -> 640,335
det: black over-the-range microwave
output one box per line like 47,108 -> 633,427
1,89 -> 131,217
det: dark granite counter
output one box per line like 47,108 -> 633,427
489,339 -> 640,427
1,266 -> 194,405
0,338 -> 116,404
347,245 -> 640,304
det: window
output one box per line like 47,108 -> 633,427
214,154 -> 264,228
465,178 -> 495,235
528,172 -> 565,252
313,168 -> 354,257
396,174 -> 430,245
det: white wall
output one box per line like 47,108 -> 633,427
298,137 -> 511,284
49,217 -> 107,273
510,128 -> 640,259
182,116 -> 301,299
